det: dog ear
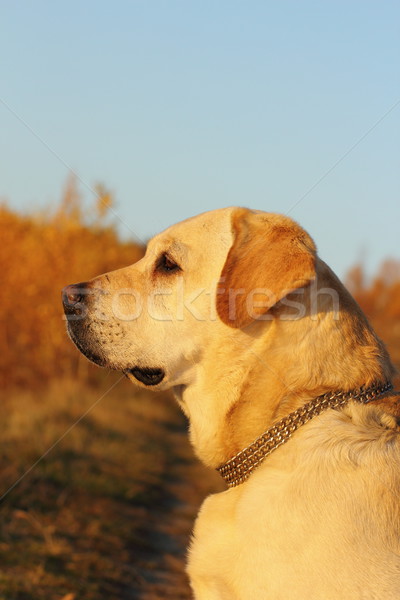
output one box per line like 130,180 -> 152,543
216,208 -> 317,328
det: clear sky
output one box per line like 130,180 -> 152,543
1,1 -> 399,279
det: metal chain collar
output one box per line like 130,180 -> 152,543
217,381 -> 394,488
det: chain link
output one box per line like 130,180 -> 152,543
217,381 -> 394,488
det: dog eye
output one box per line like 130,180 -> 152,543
155,253 -> 181,274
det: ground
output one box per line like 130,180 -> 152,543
0,377 -> 223,600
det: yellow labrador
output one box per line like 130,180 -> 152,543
62,208 -> 400,599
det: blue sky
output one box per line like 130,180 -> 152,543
1,1 -> 399,279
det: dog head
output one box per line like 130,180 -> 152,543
62,207 -> 317,389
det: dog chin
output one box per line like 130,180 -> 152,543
66,326 -> 108,368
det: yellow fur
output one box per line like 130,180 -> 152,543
65,207 -> 400,599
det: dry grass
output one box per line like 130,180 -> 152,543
0,377 -> 222,600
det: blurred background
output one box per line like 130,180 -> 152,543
1,2 -> 399,599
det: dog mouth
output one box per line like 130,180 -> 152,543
67,323 -> 165,386
126,367 -> 165,386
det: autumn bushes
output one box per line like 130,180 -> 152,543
0,183 -> 144,389
1,183 -> 399,390
347,262 -> 400,371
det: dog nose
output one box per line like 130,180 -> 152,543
62,282 -> 89,311
62,284 -> 82,306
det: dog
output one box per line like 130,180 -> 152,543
62,207 -> 400,599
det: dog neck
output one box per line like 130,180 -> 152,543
176,262 -> 395,469
217,381 -> 394,487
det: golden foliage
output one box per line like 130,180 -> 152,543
347,260 -> 400,373
1,182 -> 399,389
0,180 -> 144,389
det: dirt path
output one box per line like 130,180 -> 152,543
131,412 -> 224,600
0,383 -> 224,599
